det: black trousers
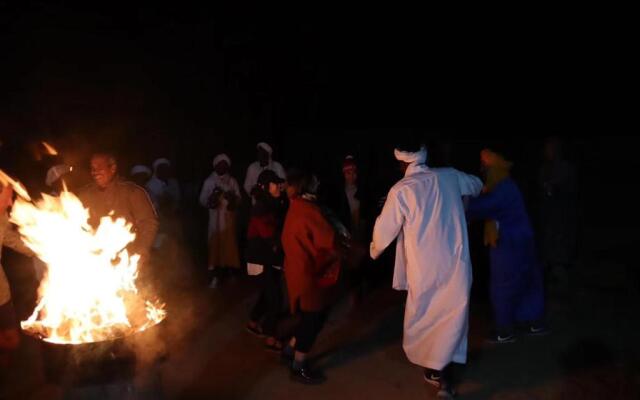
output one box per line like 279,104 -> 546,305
292,309 -> 328,353
249,266 -> 283,337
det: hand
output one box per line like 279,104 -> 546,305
208,191 -> 222,209
223,191 -> 235,201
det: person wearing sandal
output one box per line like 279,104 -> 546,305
246,170 -> 288,352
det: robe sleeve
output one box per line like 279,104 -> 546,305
370,187 -> 406,260
273,162 -> 287,180
455,170 -> 483,197
467,185 -> 507,220
199,178 -> 213,208
244,164 -> 256,196
231,177 -> 242,198
128,186 -> 159,261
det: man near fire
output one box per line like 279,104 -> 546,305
78,152 -> 159,274
0,183 -> 35,369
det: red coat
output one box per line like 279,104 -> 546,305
282,197 -> 340,312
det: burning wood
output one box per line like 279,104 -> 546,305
1,170 -> 166,344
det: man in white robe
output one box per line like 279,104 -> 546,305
243,142 -> 286,197
200,154 -> 242,288
370,143 -> 482,397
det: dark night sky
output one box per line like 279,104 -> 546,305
0,3 -> 636,231
1,2 -> 558,136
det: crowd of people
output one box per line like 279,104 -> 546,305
0,136 -> 577,398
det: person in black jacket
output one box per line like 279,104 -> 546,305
329,156 -> 374,306
245,170 -> 288,351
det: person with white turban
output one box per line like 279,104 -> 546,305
130,165 -> 152,188
370,140 -> 483,398
243,142 -> 286,198
199,154 -> 242,288
45,164 -> 73,195
145,158 -> 181,213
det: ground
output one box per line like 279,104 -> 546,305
2,228 -> 639,399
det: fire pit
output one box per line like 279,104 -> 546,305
35,321 -> 166,400
0,169 -> 168,397
6,181 -> 166,346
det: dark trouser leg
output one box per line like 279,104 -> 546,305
260,267 -> 283,337
515,249 -> 545,325
490,248 -> 520,334
250,280 -> 268,324
293,310 -> 327,353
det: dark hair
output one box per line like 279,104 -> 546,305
484,140 -> 517,163
286,168 -> 312,194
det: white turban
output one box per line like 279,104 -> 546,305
394,146 -> 428,165
130,165 -> 152,177
46,164 -> 72,187
152,158 -> 171,172
257,142 -> 273,155
213,153 -> 231,168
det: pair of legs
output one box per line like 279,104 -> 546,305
490,240 -> 545,337
282,309 -> 328,384
208,219 -> 240,287
248,266 -> 284,349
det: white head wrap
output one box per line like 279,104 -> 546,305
394,146 -> 428,165
46,164 -> 72,187
152,158 -> 171,173
213,153 -> 231,168
257,142 -> 273,155
130,165 -> 152,177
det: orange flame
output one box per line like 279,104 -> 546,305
0,170 -> 31,201
42,141 -> 59,156
2,170 -> 165,344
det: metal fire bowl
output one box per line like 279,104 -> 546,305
22,318 -> 165,345
32,320 -> 166,386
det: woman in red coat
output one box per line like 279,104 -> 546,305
281,170 -> 340,385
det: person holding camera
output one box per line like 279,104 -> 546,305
199,154 -> 242,288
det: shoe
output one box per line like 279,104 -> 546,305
208,277 -> 219,289
264,339 -> 284,353
525,325 -> 551,336
246,323 -> 265,338
290,364 -> 326,385
485,332 -> 517,344
423,369 -> 456,398
423,369 -> 442,387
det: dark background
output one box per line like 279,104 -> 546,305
1,2 -> 638,278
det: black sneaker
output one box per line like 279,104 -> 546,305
423,369 -> 442,387
290,364 -> 326,385
423,370 -> 456,398
485,332 -> 517,344
525,325 -> 551,336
